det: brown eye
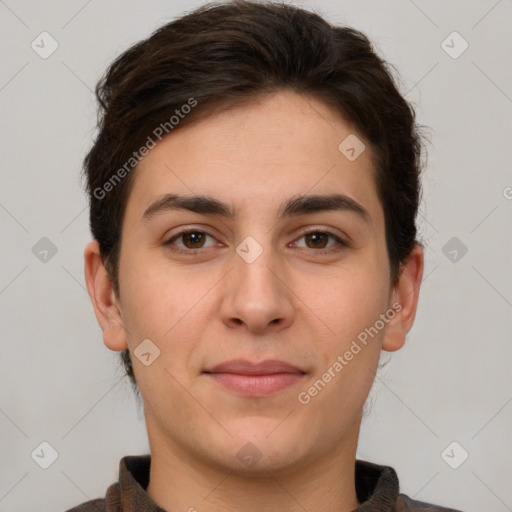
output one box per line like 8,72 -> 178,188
304,232 -> 329,249
164,230 -> 218,254
181,232 -> 207,248
292,230 -> 347,254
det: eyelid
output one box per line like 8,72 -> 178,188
291,228 -> 349,251
164,228 -> 220,250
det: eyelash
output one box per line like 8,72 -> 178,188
163,229 -> 348,256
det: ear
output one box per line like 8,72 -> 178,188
84,240 -> 128,351
382,243 -> 424,352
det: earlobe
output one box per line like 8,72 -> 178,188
381,244 -> 424,352
84,240 -> 128,352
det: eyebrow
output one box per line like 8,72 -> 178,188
142,192 -> 371,224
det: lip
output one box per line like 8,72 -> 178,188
204,359 -> 306,396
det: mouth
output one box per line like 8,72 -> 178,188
203,359 -> 306,397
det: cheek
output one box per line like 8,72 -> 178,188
119,250 -> 214,375
299,269 -> 387,418
119,246 -> 193,336
312,259 -> 390,350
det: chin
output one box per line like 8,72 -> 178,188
215,417 -> 311,474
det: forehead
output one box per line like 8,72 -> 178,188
125,91 -> 382,225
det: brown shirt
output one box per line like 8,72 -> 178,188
65,455 -> 463,512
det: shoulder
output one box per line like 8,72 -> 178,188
354,459 -> 464,512
63,498 -> 106,512
397,493 -> 464,511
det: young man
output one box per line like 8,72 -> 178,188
75,1 -> 462,510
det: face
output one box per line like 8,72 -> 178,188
90,90 -> 420,475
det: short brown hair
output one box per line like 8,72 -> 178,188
83,0 -> 424,388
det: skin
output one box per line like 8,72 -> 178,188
84,90 -> 423,512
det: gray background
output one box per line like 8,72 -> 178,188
1,1 -> 511,511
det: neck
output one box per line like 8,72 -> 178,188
145,421 -> 361,512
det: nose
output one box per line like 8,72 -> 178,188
220,244 -> 295,334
